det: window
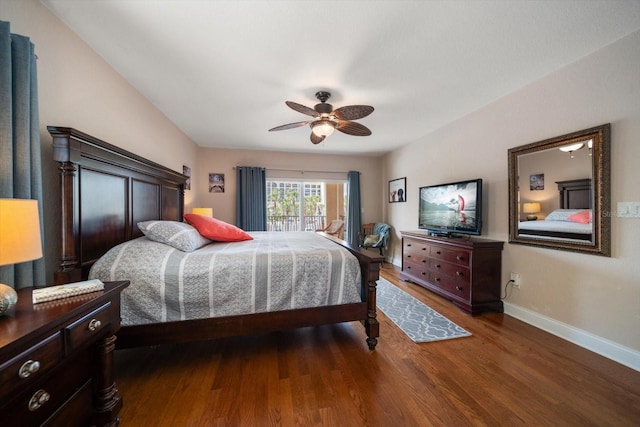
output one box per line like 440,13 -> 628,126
266,180 -> 346,233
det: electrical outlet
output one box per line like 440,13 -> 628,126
510,272 -> 521,288
617,202 -> 640,218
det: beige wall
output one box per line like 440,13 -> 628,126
384,29 -> 640,362
194,148 -> 382,226
3,0 -> 200,282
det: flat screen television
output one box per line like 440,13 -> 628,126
419,178 -> 483,236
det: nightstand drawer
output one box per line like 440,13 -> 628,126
4,353 -> 90,427
0,332 -> 63,403
64,302 -> 112,353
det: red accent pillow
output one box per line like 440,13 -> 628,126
567,210 -> 591,224
184,214 -> 253,242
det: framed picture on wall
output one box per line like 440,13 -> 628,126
530,173 -> 544,190
389,177 -> 406,203
209,173 -> 225,193
183,165 -> 191,190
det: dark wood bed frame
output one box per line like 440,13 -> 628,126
49,126 -> 382,350
519,178 -> 592,241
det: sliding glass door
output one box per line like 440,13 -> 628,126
266,180 -> 347,233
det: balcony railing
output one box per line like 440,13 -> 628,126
267,215 -> 326,232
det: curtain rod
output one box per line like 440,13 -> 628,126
233,167 -> 350,174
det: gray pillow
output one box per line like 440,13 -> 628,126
137,220 -> 211,252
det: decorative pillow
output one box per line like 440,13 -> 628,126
544,209 -> 584,222
567,210 -> 592,224
184,214 -> 253,242
138,220 -> 211,252
363,234 -> 380,246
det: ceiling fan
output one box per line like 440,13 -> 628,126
268,91 -> 374,144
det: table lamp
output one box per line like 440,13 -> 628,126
522,202 -> 541,221
192,207 -> 213,217
0,199 -> 43,315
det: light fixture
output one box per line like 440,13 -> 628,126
587,138 -> 593,156
192,207 -> 213,217
559,142 -> 584,158
522,202 -> 541,221
0,199 -> 43,315
311,119 -> 336,138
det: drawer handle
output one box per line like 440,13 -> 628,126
421,272 -> 426,276
407,255 -> 412,258
456,286 -> 463,291
436,251 -> 441,255
18,360 -> 41,379
456,271 -> 463,277
88,318 -> 102,331
435,264 -> 441,268
435,277 -> 441,282
457,255 -> 464,261
28,389 -> 50,411
421,247 -> 426,251
421,259 -> 426,263
406,266 -> 411,270
407,243 -> 412,247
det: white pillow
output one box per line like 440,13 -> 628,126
544,209 -> 585,222
138,220 -> 211,252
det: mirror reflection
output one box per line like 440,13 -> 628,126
508,124 -> 610,256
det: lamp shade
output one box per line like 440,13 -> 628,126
0,199 -> 43,266
191,207 -> 213,217
311,120 -> 336,137
522,202 -> 541,214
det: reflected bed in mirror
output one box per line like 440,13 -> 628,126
508,124 -> 610,256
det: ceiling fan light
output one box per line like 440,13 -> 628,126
311,120 -> 335,137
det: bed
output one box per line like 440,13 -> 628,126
49,126 -> 382,350
517,179 -> 593,242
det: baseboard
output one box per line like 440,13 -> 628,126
504,302 -> 640,372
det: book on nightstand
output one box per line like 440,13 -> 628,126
32,279 -> 105,304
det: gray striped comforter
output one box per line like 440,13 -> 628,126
89,232 -> 362,326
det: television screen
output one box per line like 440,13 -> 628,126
419,178 -> 482,236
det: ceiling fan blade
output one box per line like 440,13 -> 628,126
268,121 -> 311,132
333,105 -> 374,121
286,101 -> 319,117
310,132 -> 325,144
336,120 -> 372,136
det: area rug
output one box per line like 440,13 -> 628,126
376,278 -> 471,343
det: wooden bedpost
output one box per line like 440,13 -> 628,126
320,233 -> 383,349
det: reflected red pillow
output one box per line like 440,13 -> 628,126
184,214 -> 253,242
567,210 -> 591,224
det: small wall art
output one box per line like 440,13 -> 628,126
530,173 -> 544,191
183,165 -> 191,190
209,173 -> 225,193
389,177 -> 406,203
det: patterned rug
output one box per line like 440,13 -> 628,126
376,278 -> 471,342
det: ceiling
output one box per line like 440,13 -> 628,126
41,1 -> 640,156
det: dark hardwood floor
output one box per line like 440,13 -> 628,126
114,264 -> 640,426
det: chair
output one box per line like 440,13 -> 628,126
359,222 -> 391,256
316,220 -> 344,239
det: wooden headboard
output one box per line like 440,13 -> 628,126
556,178 -> 592,209
49,126 -> 186,284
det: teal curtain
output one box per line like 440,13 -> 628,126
347,171 -> 362,246
236,166 -> 267,231
0,21 -> 45,289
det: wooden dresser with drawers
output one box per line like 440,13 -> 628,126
0,281 -> 129,426
400,232 -> 503,315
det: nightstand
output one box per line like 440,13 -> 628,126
0,281 -> 129,426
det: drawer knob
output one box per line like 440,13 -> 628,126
456,286 -> 463,291
28,389 -> 50,411
18,360 -> 41,379
456,271 -> 463,276
88,318 -> 102,331
407,255 -> 412,258
436,251 -> 441,255
435,264 -> 441,268
457,255 -> 464,261
435,277 -> 441,282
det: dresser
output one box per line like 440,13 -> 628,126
400,232 -> 503,315
0,281 -> 129,426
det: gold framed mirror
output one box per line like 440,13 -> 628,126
508,124 -> 610,256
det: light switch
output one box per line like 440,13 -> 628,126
617,202 -> 640,218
